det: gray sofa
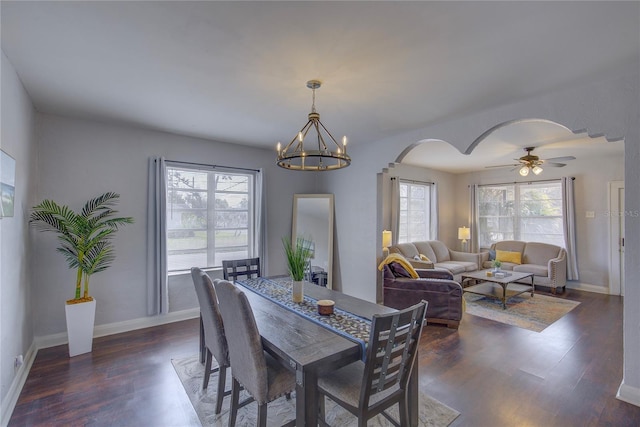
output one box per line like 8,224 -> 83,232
481,240 -> 567,294
389,240 -> 481,281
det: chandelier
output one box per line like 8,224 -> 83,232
276,80 -> 351,171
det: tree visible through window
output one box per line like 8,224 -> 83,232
477,181 -> 564,248
166,165 -> 256,272
399,181 -> 433,243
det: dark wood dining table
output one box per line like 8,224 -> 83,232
236,277 -> 419,427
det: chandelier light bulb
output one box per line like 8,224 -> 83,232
519,166 -> 530,176
276,142 -> 281,153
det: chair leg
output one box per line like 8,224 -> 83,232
285,392 -> 291,400
398,395 -> 409,427
215,365 -> 227,414
202,350 -> 212,390
318,393 -> 326,425
257,402 -> 267,427
199,315 -> 205,364
228,377 -> 241,427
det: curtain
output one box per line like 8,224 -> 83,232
147,157 -> 168,315
562,177 -> 579,280
390,177 -> 400,245
254,169 -> 265,275
469,184 -> 479,253
430,183 -> 439,240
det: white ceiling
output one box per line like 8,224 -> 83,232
2,1 -> 637,170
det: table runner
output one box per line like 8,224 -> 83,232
236,277 -> 371,358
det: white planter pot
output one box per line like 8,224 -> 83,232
292,280 -> 304,303
65,299 -> 97,357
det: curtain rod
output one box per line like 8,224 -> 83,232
470,177 -> 574,187
391,177 -> 435,185
165,159 -> 260,173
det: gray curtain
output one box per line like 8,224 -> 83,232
430,183 -> 439,240
390,177 -> 400,245
469,184 -> 479,252
254,170 -> 265,274
562,177 -> 579,280
147,157 -> 168,315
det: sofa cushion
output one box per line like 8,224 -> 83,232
413,242 -> 438,263
488,249 -> 496,261
496,250 -> 522,265
434,262 -> 466,274
492,240 -> 526,254
523,242 -> 561,266
390,243 -> 420,259
389,261 -> 412,278
428,240 -> 451,262
513,263 -> 549,277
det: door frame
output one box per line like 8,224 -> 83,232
608,181 -> 624,296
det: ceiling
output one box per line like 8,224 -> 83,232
2,2 -> 637,171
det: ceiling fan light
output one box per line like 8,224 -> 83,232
532,165 -> 543,175
519,166 -> 530,176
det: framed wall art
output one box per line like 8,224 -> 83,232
1,149 -> 16,218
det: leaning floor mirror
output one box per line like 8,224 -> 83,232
292,194 -> 334,289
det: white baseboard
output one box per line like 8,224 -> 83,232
617,381 -> 640,407
34,308 -> 200,350
565,281 -> 610,295
1,342 -> 37,427
3,309 -> 199,426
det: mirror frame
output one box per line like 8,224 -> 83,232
292,194 -> 334,289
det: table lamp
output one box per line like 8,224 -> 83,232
458,226 -> 470,252
382,230 -> 392,257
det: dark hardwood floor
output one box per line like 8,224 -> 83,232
9,289 -> 640,426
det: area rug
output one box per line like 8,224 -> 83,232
464,293 -> 580,332
172,355 -> 460,426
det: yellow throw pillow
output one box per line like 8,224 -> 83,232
496,250 -> 522,265
419,254 -> 432,263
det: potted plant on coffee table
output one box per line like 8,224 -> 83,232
491,259 -> 502,272
30,192 -> 134,356
282,236 -> 313,303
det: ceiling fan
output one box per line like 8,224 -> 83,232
486,146 -> 576,176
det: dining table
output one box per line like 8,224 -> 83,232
234,276 -> 420,427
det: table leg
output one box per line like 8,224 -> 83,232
531,275 -> 535,296
502,284 -> 507,309
295,366 -> 318,426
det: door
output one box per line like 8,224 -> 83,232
609,181 -> 625,296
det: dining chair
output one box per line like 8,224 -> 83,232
215,280 -> 296,427
190,267 -> 231,415
222,257 -> 261,281
316,300 -> 428,427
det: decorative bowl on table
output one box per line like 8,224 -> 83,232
317,299 -> 335,315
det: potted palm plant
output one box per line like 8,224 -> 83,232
30,192 -> 134,356
282,236 -> 313,302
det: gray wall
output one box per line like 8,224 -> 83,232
323,60 -> 639,400
31,114 -> 317,336
0,51 -> 37,414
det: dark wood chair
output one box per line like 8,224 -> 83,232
190,267 -> 231,414
317,300 -> 428,427
215,280 -> 296,427
222,257 -> 261,281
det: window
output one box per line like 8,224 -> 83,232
477,181 -> 564,248
166,164 -> 258,272
398,181 -> 433,243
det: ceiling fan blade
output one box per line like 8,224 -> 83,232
544,156 -> 575,162
485,164 -> 519,169
545,162 -> 567,167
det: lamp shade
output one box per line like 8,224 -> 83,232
382,230 -> 392,248
458,226 -> 470,240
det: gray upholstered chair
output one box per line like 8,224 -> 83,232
222,258 -> 261,281
215,280 -> 296,427
190,268 -> 231,415
317,301 -> 428,427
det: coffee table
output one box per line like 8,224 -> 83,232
461,270 -> 535,309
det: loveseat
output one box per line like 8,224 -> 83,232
481,240 -> 567,293
389,240 -> 481,281
382,264 -> 463,329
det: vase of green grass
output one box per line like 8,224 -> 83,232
492,259 -> 502,273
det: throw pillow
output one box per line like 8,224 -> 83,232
488,249 -> 496,261
389,262 -> 412,278
419,254 -> 432,262
496,249 -> 522,264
